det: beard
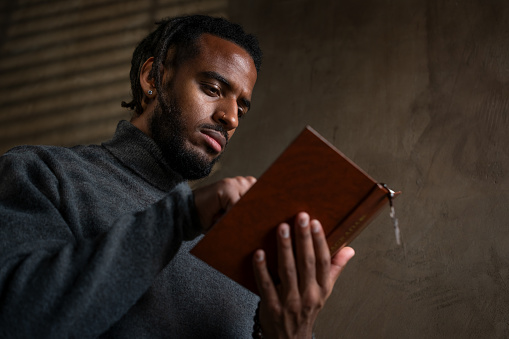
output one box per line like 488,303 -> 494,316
149,92 -> 225,180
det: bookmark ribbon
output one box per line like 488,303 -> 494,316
381,183 -> 401,245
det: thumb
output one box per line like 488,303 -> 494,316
330,246 -> 355,284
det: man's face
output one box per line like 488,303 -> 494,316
149,34 -> 257,180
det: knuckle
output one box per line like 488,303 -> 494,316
218,178 -> 232,190
302,291 -> 323,314
224,177 -> 235,185
238,176 -> 254,188
301,303 -> 314,316
280,265 -> 296,280
262,281 -> 271,290
299,229 -> 311,241
246,176 -> 257,184
319,257 -> 330,269
280,238 -> 293,250
260,277 -> 272,290
235,175 -> 247,183
285,297 -> 301,314
304,255 -> 316,269
267,303 -> 282,316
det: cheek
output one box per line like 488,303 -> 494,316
179,89 -> 212,120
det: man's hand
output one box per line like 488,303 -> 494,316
193,176 -> 256,231
253,212 -> 355,339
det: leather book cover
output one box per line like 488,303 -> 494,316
191,126 -> 397,295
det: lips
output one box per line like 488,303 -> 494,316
200,128 -> 227,153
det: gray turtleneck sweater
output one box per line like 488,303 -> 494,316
0,120 -> 258,338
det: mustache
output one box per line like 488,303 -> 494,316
157,94 -> 230,148
199,123 -> 229,145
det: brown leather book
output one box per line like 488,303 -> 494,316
191,126 -> 399,295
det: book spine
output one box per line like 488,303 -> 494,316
327,184 -> 389,255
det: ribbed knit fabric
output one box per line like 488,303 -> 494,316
0,120 -> 258,338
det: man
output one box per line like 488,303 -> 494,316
0,15 -> 354,338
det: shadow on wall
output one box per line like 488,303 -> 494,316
0,0 -> 228,155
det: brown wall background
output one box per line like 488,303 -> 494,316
1,0 -> 508,338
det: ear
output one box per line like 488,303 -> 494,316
140,57 -> 156,108
131,57 -> 157,135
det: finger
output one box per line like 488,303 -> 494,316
329,246 -> 355,284
193,176 -> 257,231
253,249 -> 280,307
244,175 -> 257,185
310,219 -> 331,289
236,176 -> 256,198
294,212 -> 316,292
222,176 -> 257,210
276,223 -> 299,296
234,175 -> 257,191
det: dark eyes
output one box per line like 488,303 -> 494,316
201,82 -> 247,118
202,83 -> 220,97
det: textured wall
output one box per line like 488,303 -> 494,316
0,0 -> 228,155
221,0 -> 509,338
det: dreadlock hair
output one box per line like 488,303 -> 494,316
121,15 -> 262,116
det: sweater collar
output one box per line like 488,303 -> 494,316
102,120 -> 185,191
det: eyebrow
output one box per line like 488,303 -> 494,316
202,71 -> 231,88
201,71 -> 251,110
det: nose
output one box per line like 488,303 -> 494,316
213,100 -> 239,130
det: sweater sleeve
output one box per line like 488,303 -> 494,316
0,151 -> 202,338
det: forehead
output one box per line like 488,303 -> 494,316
177,33 -> 257,94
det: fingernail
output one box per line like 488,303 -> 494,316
311,220 -> 321,233
255,250 -> 264,262
280,224 -> 290,238
299,213 -> 309,228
